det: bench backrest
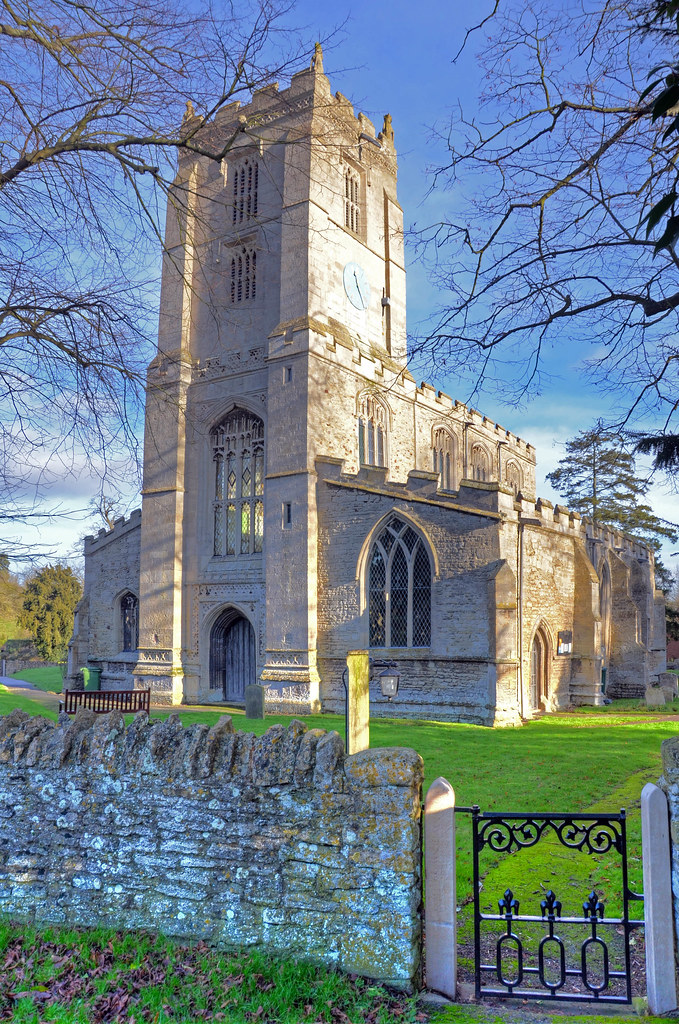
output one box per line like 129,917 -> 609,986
62,689 -> 151,715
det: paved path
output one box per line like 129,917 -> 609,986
0,676 -> 61,713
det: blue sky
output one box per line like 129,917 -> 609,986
22,0 -> 678,573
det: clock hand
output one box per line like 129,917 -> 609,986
353,269 -> 366,306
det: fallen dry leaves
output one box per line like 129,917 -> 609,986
0,927 -> 423,1024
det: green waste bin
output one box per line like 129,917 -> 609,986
81,666 -> 101,691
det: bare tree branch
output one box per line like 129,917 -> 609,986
415,0 -> 679,451
0,0 -> 311,542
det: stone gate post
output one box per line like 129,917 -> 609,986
424,777 -> 456,999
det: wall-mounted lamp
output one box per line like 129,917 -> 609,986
371,659 -> 400,700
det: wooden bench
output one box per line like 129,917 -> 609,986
58,688 -> 151,716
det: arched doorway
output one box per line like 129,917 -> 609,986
529,627 -> 549,710
209,609 -> 256,701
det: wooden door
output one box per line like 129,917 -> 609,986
224,617 -> 255,701
210,611 -> 256,701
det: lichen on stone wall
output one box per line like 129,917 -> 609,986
0,708 -> 423,988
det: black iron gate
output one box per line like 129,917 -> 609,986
471,807 -> 644,1004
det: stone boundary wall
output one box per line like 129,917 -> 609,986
0,709 -> 422,987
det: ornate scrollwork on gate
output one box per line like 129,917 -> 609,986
476,815 -> 623,855
471,807 -> 642,1006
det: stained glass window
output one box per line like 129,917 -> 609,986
241,503 -> 251,554
254,501 -> 264,553
211,410 -> 265,557
254,451 -> 264,495
214,508 -> 224,556
215,456 -> 224,501
369,548 -> 386,647
226,504 -> 236,556
242,456 -> 252,497
367,516 -> 432,648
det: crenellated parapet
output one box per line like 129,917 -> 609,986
84,509 -> 142,554
523,497 -> 655,561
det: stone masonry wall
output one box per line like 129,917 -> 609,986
0,709 -> 422,988
75,511 -> 141,669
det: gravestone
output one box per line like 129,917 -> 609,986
646,685 -> 666,707
245,683 -> 265,719
658,672 -> 678,700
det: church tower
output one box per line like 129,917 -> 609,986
74,50 -> 664,724
134,47 -> 406,707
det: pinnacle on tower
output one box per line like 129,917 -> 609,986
311,42 -> 324,73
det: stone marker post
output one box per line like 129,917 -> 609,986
346,650 -> 369,754
424,777 -> 457,999
245,683 -> 265,719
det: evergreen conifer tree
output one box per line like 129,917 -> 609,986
18,565 -> 82,663
546,421 -> 677,552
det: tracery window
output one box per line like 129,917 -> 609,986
230,247 -> 256,303
120,592 -> 138,652
470,444 -> 490,482
212,410 -> 264,557
344,167 -> 360,233
368,516 -> 431,648
358,393 -> 387,467
505,461 -> 523,497
232,158 -> 259,223
432,428 -> 455,490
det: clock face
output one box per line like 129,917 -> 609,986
343,262 -> 371,310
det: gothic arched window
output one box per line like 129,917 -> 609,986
358,393 -> 388,467
212,409 -> 264,557
432,428 -> 456,490
470,444 -> 490,482
120,592 -> 139,652
232,158 -> 259,223
344,167 -> 360,233
368,516 -> 432,648
505,461 -> 523,497
230,247 -> 256,303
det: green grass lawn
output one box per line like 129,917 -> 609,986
0,688 -> 675,1022
0,921 -> 425,1024
9,665 -> 64,692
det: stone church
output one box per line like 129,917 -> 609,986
68,49 -> 667,725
